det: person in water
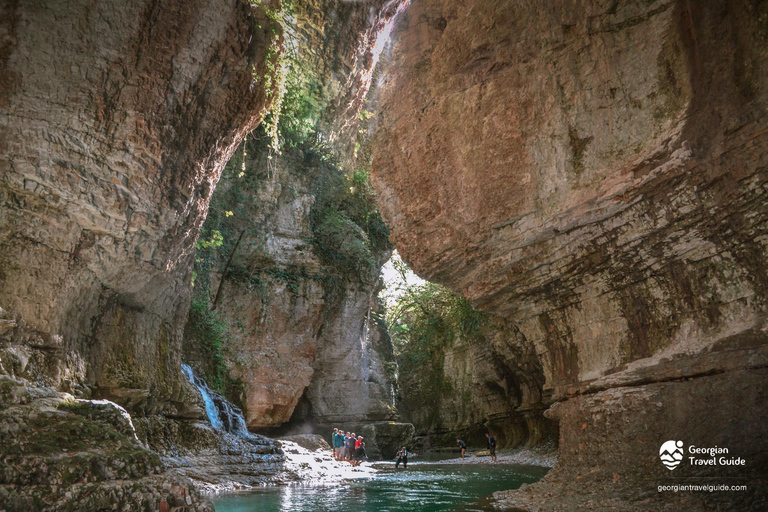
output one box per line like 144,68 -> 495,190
457,438 -> 466,461
486,432 -> 497,462
395,446 -> 408,468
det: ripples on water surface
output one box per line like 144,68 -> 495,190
213,462 -> 549,512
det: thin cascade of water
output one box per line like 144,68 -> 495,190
181,363 -> 224,430
181,364 -> 255,439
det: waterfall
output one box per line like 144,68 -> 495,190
181,363 -> 250,436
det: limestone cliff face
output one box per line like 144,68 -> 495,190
373,0 -> 768,507
0,0 -> 282,414
396,309 -> 554,450
185,141 -> 397,429
182,0 -> 407,431
0,1 -> 284,508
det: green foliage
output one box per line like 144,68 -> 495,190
277,63 -> 324,147
249,0 -> 326,152
187,297 -> 229,392
388,280 -> 488,424
314,210 -> 376,277
309,152 -> 392,280
261,41 -> 288,152
196,230 -> 224,250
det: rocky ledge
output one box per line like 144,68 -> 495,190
0,375 -> 213,511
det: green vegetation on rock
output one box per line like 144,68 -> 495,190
387,280 -> 488,427
186,297 -> 229,391
310,161 -> 391,281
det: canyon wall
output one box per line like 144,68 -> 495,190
393,289 -> 555,450
372,0 -> 768,508
183,140 -> 398,430
0,0 -> 285,509
181,0 -> 412,452
0,0 -> 282,414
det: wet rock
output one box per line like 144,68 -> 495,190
0,377 -> 214,511
280,434 -> 330,452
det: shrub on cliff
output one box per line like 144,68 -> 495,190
186,297 -> 229,392
388,281 -> 488,427
309,153 -> 392,281
314,210 -> 376,278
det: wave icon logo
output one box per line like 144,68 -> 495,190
659,440 -> 685,470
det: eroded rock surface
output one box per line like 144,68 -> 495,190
396,310 -> 556,450
185,143 -> 397,429
182,0 -> 408,433
0,0 -> 284,508
372,0 -> 768,507
0,375 -> 214,511
0,0 -> 281,413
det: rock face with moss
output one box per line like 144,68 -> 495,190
184,139 -> 397,430
372,0 -> 768,508
181,0 -> 408,437
0,0 -> 285,508
0,373 -> 214,511
393,286 -> 555,450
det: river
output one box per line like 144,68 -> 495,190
213,460 -> 548,512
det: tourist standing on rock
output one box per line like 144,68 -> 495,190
395,446 -> 408,468
351,441 -> 367,466
340,431 -> 348,460
333,428 -> 343,460
457,438 -> 466,461
345,433 -> 356,461
338,429 -> 346,460
486,432 -> 497,462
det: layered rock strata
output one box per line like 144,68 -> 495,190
399,317 -> 556,450
184,142 -> 398,430
372,0 -> 768,508
0,0 -> 285,508
183,0 -> 410,442
0,374 -> 214,511
0,0 -> 281,416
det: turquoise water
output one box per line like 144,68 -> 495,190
213,462 -> 548,512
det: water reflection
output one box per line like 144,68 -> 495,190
214,462 -> 548,512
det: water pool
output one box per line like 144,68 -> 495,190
213,461 -> 548,512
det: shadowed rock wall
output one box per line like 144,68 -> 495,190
372,0 -> 768,507
0,0 -> 284,509
185,141 -> 397,429
0,0 -> 283,414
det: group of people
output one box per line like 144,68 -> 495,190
456,433 -> 497,461
332,428 -> 498,467
332,428 -> 368,466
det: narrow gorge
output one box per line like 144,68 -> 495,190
1,0 -> 766,511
